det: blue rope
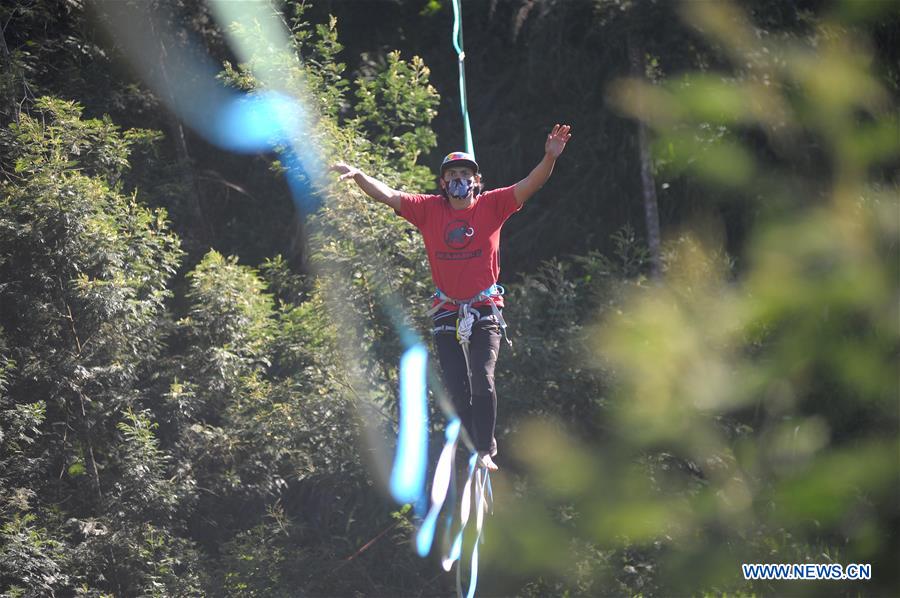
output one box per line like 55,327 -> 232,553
451,0 -> 475,158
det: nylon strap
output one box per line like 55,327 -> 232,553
444,453 -> 493,598
467,466 -> 490,598
445,453 -> 477,573
416,418 -> 461,556
451,0 -> 475,157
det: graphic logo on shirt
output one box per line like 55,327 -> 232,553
444,219 -> 475,249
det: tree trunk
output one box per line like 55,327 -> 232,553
286,210 -> 307,265
150,14 -> 212,246
0,20 -> 20,124
628,36 -> 662,279
63,293 -> 104,504
77,390 -> 104,503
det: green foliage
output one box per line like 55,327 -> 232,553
352,51 -> 439,181
0,96 -> 195,595
0,98 -> 181,375
168,5 -> 445,564
216,0 -> 442,465
196,6 -> 449,593
488,1 -> 900,596
0,514 -> 69,597
499,258 -> 607,426
2,97 -> 160,188
218,2 -> 439,193
5,0 -> 895,596
220,2 -> 349,120
216,3 -> 441,407
183,251 -> 274,371
217,518 -> 290,597
111,409 -> 179,520
166,245 -> 439,594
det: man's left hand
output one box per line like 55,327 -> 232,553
545,123 -> 572,159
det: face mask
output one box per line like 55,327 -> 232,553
448,178 -> 473,198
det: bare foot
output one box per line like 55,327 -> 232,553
478,452 -> 499,472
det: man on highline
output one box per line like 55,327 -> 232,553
332,124 -> 572,471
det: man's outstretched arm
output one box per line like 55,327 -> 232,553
513,124 -> 572,207
331,163 -> 403,212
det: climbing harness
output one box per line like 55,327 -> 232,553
428,285 -> 512,345
428,284 -> 511,388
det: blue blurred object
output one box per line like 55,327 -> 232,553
281,148 -> 324,213
390,344 -> 429,505
215,92 -> 301,152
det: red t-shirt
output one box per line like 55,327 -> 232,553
398,186 -> 521,308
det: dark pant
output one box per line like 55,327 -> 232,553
432,306 -> 502,456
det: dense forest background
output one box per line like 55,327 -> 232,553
1,0 -> 898,596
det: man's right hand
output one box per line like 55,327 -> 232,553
328,163 -> 403,211
330,162 -> 360,181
